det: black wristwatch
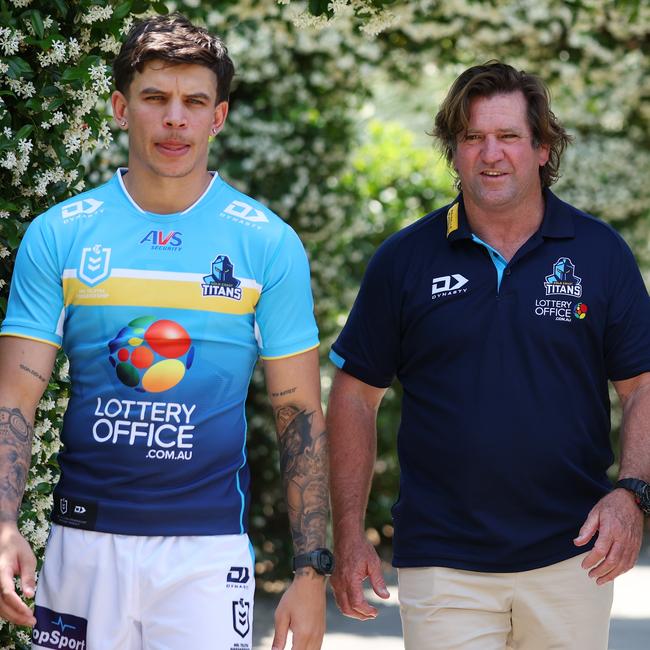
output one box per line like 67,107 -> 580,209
292,548 -> 335,576
615,478 -> 650,515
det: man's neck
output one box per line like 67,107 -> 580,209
122,167 -> 214,215
464,193 -> 546,262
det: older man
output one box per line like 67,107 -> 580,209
328,61 -> 650,649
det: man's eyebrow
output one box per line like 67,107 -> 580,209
139,87 -> 213,101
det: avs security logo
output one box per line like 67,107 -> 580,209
232,599 -> 251,638
33,606 -> 87,649
61,198 -> 103,224
221,200 -> 268,230
544,257 -> 582,297
227,566 -> 251,589
431,274 -> 469,300
108,316 -> 195,393
78,244 -> 111,286
140,230 -> 182,252
201,255 -> 243,300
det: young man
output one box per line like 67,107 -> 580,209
0,14 -> 330,650
328,62 -> 650,649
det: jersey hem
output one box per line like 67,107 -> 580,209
392,542 -> 596,573
260,341 -> 319,360
0,331 -> 60,349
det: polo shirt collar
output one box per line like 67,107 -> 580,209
445,188 -> 575,244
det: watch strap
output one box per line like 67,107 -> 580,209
616,478 -> 650,515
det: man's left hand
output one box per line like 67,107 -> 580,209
574,488 -> 644,585
272,569 -> 326,650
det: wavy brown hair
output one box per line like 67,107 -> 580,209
112,13 -> 235,104
433,61 -> 572,188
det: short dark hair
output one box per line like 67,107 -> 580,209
433,61 -> 572,188
112,13 -> 235,104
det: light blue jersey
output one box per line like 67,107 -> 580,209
1,170 -> 318,535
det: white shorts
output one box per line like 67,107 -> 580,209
32,524 -> 255,650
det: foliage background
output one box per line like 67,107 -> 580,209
0,0 -> 648,644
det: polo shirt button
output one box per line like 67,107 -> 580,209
505,268 -> 511,275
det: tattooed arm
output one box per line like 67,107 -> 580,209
0,336 -> 57,626
264,348 -> 328,650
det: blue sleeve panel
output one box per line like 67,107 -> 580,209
257,226 -> 318,359
2,215 -> 64,347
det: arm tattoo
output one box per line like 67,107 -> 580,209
19,363 -> 47,384
271,386 -> 297,398
0,407 -> 34,522
275,405 -> 329,555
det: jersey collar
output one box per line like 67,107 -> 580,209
445,188 -> 575,244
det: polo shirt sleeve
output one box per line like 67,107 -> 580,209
0,215 -> 63,348
604,234 -> 650,381
256,225 -> 319,359
330,240 -> 400,388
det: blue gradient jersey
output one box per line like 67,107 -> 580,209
1,170 -> 318,536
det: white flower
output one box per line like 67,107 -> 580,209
50,111 -> 65,125
0,27 -> 24,56
99,34 -> 122,55
10,0 -> 32,7
0,151 -> 17,169
68,37 -> 81,60
0,61 -> 8,74
89,63 -> 112,94
82,6 -> 113,24
0,247 -> 11,259
18,138 -> 32,156
2,126 -> 11,138
120,16 -> 134,36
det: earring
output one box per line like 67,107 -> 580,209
211,127 -> 218,135
120,120 -> 127,128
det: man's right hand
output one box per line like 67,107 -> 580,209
0,522 -> 37,626
330,534 -> 390,620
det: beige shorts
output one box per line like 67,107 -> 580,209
398,552 -> 613,650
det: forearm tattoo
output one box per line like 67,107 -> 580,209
0,407 -> 34,522
275,405 -> 329,554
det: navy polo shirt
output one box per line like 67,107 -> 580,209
330,190 -> 650,572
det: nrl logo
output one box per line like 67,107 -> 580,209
232,598 -> 250,638
79,244 -> 111,287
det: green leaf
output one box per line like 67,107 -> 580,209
41,85 -> 61,97
5,56 -> 33,79
30,9 -> 44,39
14,124 -> 33,140
152,1 -> 169,14
112,1 -> 133,20
60,66 -> 88,82
51,0 -> 68,17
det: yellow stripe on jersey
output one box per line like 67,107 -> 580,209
446,203 -> 459,237
63,277 -> 260,315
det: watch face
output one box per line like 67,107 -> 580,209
317,550 -> 334,574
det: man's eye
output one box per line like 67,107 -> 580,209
501,133 -> 520,140
146,96 -> 164,101
465,134 -> 482,142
